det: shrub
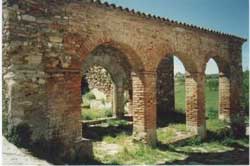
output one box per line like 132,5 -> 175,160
207,107 -> 218,119
7,123 -> 32,148
241,70 -> 249,115
2,111 -> 8,137
106,119 -> 129,127
206,78 -> 218,91
177,136 -> 202,146
104,108 -> 113,117
81,108 -> 113,120
230,113 -> 246,138
2,81 -> 9,136
84,92 -> 96,100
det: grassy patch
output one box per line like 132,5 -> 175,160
175,142 -> 233,153
175,81 -> 185,111
95,135 -> 187,164
81,108 -> 112,120
93,119 -> 249,164
206,119 -> 229,132
175,80 -> 219,118
157,123 -> 190,143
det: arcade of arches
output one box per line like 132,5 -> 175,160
3,0 -> 246,159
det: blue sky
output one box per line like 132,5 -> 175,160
102,0 -> 249,74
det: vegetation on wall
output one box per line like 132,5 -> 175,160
241,70 -> 249,117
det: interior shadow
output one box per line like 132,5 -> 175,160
164,143 -> 249,165
82,121 -> 132,141
156,126 -> 249,165
157,109 -> 186,128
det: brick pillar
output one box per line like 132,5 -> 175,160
47,70 -> 82,144
156,56 -> 175,115
113,84 -> 124,118
229,46 -> 244,122
228,45 -> 245,137
185,72 -> 206,139
218,73 -> 231,121
132,72 -> 157,146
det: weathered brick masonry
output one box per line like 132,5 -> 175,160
3,0 -> 246,157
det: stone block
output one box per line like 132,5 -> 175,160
49,36 -> 63,43
26,56 -> 42,64
22,15 -> 36,22
74,138 -> 93,161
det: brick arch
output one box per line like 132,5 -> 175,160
203,54 -> 231,76
81,49 -> 127,87
155,51 -> 199,74
81,45 -> 132,118
64,33 -> 145,78
63,33 -> 145,80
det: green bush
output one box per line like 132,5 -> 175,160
2,81 -> 9,136
241,70 -> 249,116
84,92 -> 96,100
7,123 -> 32,148
104,108 -> 113,117
176,136 -> 202,146
81,108 -> 113,120
106,119 -> 129,127
207,107 -> 218,119
2,111 -> 8,137
206,78 -> 218,91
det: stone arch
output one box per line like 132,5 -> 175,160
81,45 -> 129,118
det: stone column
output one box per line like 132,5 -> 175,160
132,71 -> 157,146
4,68 -> 48,141
218,72 -> 231,121
156,56 -> 175,115
113,83 -> 124,118
185,72 -> 206,139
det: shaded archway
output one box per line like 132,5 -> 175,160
156,55 -> 186,126
81,65 -> 115,120
155,53 -> 207,144
204,56 -> 231,122
80,45 -> 135,141
205,58 -> 219,120
81,45 -> 130,119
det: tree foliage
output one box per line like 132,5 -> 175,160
207,78 -> 218,91
241,70 -> 249,116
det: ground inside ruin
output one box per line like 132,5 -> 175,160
4,118 -> 248,165
86,119 -> 249,165
2,137 -> 51,165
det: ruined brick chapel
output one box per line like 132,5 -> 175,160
3,0 -> 246,159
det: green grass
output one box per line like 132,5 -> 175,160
81,108 -> 112,120
93,118 -> 248,165
175,82 -> 186,111
175,80 -> 219,118
95,134 -> 187,164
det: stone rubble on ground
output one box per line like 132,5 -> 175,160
2,137 -> 51,165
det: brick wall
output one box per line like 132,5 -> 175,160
3,0 -> 245,153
